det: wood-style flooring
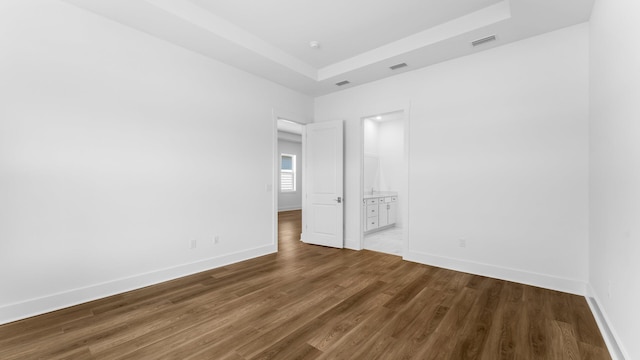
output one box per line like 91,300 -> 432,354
0,210 -> 611,359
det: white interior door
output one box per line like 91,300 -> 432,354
303,120 -> 344,248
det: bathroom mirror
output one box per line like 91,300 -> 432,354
363,154 -> 379,194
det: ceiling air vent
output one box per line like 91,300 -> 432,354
335,80 -> 350,86
471,35 -> 497,47
389,63 -> 408,70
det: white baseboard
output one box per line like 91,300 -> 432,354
278,207 -> 301,212
0,244 -> 276,326
404,250 -> 587,295
586,285 -> 628,360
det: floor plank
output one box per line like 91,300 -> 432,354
0,210 -> 611,359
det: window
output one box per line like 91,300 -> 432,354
280,153 -> 296,192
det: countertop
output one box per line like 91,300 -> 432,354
363,191 -> 398,199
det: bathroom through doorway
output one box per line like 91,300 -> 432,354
361,110 -> 407,256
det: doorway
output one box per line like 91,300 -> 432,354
273,116 -> 345,251
276,118 -> 304,248
361,110 -> 407,256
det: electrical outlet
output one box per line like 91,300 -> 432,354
214,235 -> 220,244
458,239 -> 466,248
190,239 -> 197,249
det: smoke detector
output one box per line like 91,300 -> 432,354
309,41 -> 321,49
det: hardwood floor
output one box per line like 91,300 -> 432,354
0,210 -> 610,359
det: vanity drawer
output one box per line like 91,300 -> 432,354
366,217 -> 378,231
366,204 -> 378,217
367,198 -> 378,205
378,198 -> 385,204
391,196 -> 397,202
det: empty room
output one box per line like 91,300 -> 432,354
0,0 -> 638,359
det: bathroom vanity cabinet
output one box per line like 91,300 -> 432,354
363,193 -> 397,232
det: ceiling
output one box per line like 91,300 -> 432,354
62,0 -> 595,96
189,0 -> 502,68
365,110 -> 405,123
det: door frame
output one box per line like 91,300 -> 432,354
272,109 -> 309,251
359,103 -> 412,256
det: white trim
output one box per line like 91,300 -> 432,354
404,249 -> 587,296
301,124 -> 307,245
0,244 -> 276,326
272,110 -> 279,249
357,114 -> 365,251
359,104 -> 411,254
402,103 -> 412,259
586,285 -> 629,360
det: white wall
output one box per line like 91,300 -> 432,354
278,137 -> 303,211
589,0 -> 640,358
0,0 -> 312,324
315,24 -> 589,294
